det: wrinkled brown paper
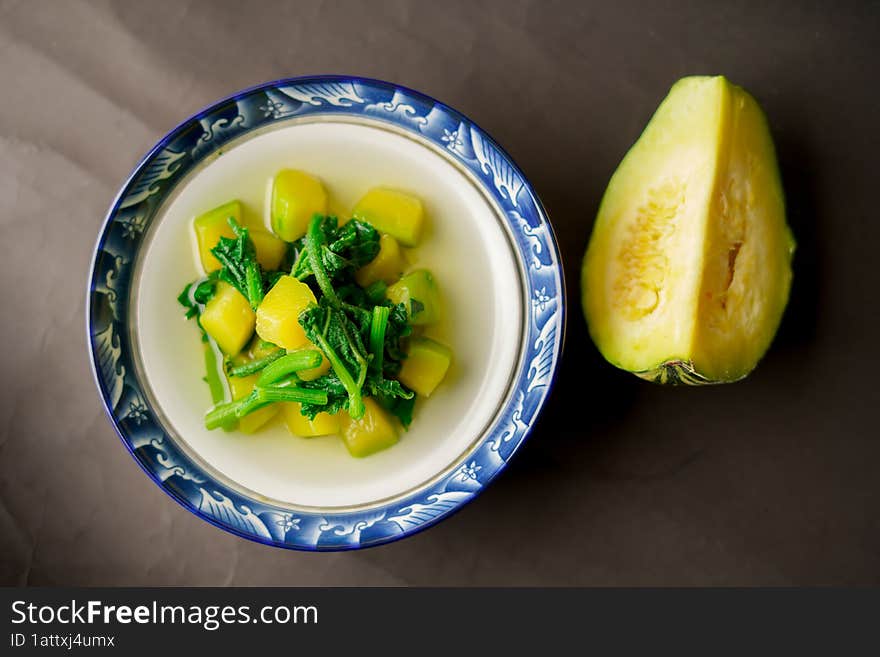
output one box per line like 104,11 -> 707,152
2,0 -> 878,586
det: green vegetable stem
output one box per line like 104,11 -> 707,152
369,305 -> 390,374
256,350 -> 324,386
204,385 -> 329,430
227,350 -> 287,378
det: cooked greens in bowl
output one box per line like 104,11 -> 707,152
88,76 -> 564,550
178,171 -> 454,458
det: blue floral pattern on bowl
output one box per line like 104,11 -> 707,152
87,76 -> 565,550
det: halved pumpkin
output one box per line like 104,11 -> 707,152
581,76 -> 795,383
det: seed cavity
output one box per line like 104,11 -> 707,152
613,180 -> 684,320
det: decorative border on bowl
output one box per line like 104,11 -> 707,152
87,76 -> 565,550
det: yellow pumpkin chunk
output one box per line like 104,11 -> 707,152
194,201 -> 242,272
398,337 -> 452,397
255,276 -> 316,350
355,234 -> 406,287
228,374 -> 278,434
248,230 -> 287,271
271,170 -> 328,241
352,188 -> 424,246
340,398 -> 398,457
386,269 -> 442,325
193,200 -> 287,272
200,282 -> 255,356
282,402 -> 340,437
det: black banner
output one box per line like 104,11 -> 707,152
1,588 -> 877,654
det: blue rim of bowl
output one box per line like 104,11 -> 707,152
87,75 -> 566,551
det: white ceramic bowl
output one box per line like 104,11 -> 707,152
88,77 -> 564,549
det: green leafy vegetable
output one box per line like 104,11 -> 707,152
297,300 -> 414,422
366,375 -> 412,404
299,300 -> 368,419
303,214 -> 342,307
379,394 -> 416,429
211,217 -> 264,310
177,274 -> 218,320
292,215 -> 380,286
289,214 -> 416,423
178,275 -> 226,404
298,374 -> 350,419
182,208 -> 422,434
382,302 -> 413,374
330,218 -> 382,270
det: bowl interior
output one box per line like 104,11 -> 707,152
132,117 -> 524,509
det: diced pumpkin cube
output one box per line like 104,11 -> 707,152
340,398 -> 398,457
249,230 -> 288,271
398,337 -> 453,397
239,405 -> 277,434
282,402 -> 340,437
355,234 -> 407,287
352,188 -> 424,246
200,282 -> 255,355
255,276 -> 316,350
193,200 -> 287,272
271,170 -> 327,241
193,201 -> 243,272
386,269 -> 442,325
295,347 -> 331,382
227,373 -> 255,400
228,373 -> 278,434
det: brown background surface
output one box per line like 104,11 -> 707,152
1,0 -> 878,586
